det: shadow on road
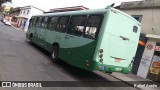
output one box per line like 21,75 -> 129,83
25,41 -> 111,81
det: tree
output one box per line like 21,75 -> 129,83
0,0 -> 12,6
8,7 -> 14,14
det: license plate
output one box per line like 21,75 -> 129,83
115,67 -> 122,71
115,58 -> 121,62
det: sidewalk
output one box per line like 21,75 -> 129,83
111,72 -> 160,90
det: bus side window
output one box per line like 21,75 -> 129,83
36,17 -> 43,27
48,16 -> 58,31
56,16 -> 69,32
32,17 -> 38,27
84,15 -> 103,39
67,15 -> 86,36
29,18 -> 33,27
41,17 -> 48,28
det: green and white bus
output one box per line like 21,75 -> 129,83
26,6 -> 141,74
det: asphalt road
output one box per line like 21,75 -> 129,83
0,20 -> 139,90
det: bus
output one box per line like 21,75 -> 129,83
26,6 -> 141,74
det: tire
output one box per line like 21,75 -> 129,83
29,34 -> 33,43
108,72 -> 112,74
51,45 -> 59,62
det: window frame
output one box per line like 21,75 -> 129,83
32,17 -> 39,27
83,14 -> 104,39
29,17 -> 34,27
131,15 -> 143,22
41,16 -> 49,29
27,10 -> 30,15
55,16 -> 70,33
36,17 -> 43,27
66,15 -> 87,36
48,16 -> 59,31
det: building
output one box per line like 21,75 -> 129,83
45,6 -> 89,13
10,7 -> 20,23
16,5 -> 44,32
117,0 -> 160,81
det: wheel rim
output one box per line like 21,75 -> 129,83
52,49 -> 57,59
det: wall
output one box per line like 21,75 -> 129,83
122,8 -> 160,35
29,7 -> 43,19
19,9 -> 31,19
137,38 -> 157,78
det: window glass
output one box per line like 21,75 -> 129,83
29,18 -> 33,27
36,17 -> 43,27
48,16 -> 58,30
27,10 -> 30,15
84,15 -> 103,39
132,15 -> 143,22
41,17 -> 48,28
32,17 -> 38,26
67,15 -> 86,36
133,26 -> 138,33
56,16 -> 69,32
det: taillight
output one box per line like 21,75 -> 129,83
99,54 -> 103,58
99,59 -> 103,63
99,49 -> 103,53
99,49 -> 103,63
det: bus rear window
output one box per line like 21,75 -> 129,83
84,15 -> 103,39
133,26 -> 138,33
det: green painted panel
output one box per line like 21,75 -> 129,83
59,39 -> 98,70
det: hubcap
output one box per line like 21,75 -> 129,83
52,50 -> 56,59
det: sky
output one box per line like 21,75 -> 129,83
12,0 -> 143,11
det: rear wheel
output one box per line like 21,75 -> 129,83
51,45 -> 59,62
108,72 -> 112,74
29,34 -> 33,43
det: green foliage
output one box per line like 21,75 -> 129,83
8,7 -> 14,14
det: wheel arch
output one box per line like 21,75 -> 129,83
52,42 -> 60,48
29,33 -> 33,39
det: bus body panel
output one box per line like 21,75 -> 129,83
59,38 -> 98,70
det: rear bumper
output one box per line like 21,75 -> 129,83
95,64 -> 132,74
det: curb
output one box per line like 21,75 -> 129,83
108,74 -> 142,90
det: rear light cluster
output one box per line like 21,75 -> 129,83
99,49 -> 103,63
86,60 -> 90,66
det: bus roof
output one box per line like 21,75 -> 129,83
32,7 -> 111,17
32,6 -> 140,25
